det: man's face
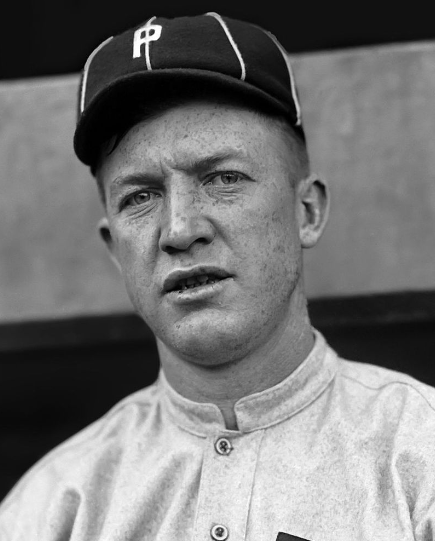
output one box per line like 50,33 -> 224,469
98,100 -> 310,365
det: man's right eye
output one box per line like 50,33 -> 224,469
124,191 -> 152,207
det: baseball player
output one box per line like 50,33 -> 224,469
1,13 -> 435,541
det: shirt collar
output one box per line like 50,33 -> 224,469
158,329 -> 338,436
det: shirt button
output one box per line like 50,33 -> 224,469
210,524 -> 229,540
214,437 -> 233,456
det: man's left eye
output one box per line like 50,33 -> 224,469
207,172 -> 243,185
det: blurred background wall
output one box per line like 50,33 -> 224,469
1,1 -> 434,501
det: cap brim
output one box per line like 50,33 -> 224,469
73,69 -> 298,168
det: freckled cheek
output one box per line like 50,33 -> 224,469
239,195 -> 298,249
113,226 -> 158,288
233,203 -> 300,292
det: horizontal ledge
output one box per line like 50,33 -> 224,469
308,289 -> 435,328
0,312 -> 153,353
0,289 -> 434,352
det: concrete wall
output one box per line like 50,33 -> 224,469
1,42 -> 435,323
293,43 -> 435,299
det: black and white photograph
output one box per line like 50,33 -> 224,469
0,3 -> 434,539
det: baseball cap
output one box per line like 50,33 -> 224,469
74,12 -> 304,168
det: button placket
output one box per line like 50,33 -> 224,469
192,431 -> 264,541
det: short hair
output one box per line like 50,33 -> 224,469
93,80 -> 310,202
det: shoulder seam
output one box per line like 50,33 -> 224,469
341,373 -> 435,414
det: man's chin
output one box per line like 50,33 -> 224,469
158,314 -> 249,367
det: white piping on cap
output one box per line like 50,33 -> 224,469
80,36 -> 114,114
144,16 -> 157,71
263,30 -> 302,126
206,12 -> 246,81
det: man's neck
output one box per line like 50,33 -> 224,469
157,311 -> 315,431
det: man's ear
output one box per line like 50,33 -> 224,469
97,217 -> 122,272
297,173 -> 330,249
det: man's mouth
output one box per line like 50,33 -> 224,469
163,268 -> 231,294
169,274 -> 224,293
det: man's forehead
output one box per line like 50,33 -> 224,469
96,100 -> 295,185
99,123 -> 284,190
128,98 -> 272,132
111,102 -> 277,155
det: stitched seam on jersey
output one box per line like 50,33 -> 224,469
243,430 -> 265,535
342,374 -> 435,413
205,12 -> 246,80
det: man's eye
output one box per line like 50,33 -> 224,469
207,172 -> 243,186
124,191 -> 152,207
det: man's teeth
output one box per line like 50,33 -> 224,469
178,274 -> 220,290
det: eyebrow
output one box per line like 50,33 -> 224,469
109,149 -> 249,192
185,150 -> 249,174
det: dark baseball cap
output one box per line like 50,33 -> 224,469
73,12 -> 304,168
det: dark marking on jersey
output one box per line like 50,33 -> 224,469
276,533 -> 312,541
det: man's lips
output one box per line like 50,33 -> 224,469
163,266 -> 232,294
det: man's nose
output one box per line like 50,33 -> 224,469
158,188 -> 215,254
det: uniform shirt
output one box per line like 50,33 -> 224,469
1,329 -> 435,541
